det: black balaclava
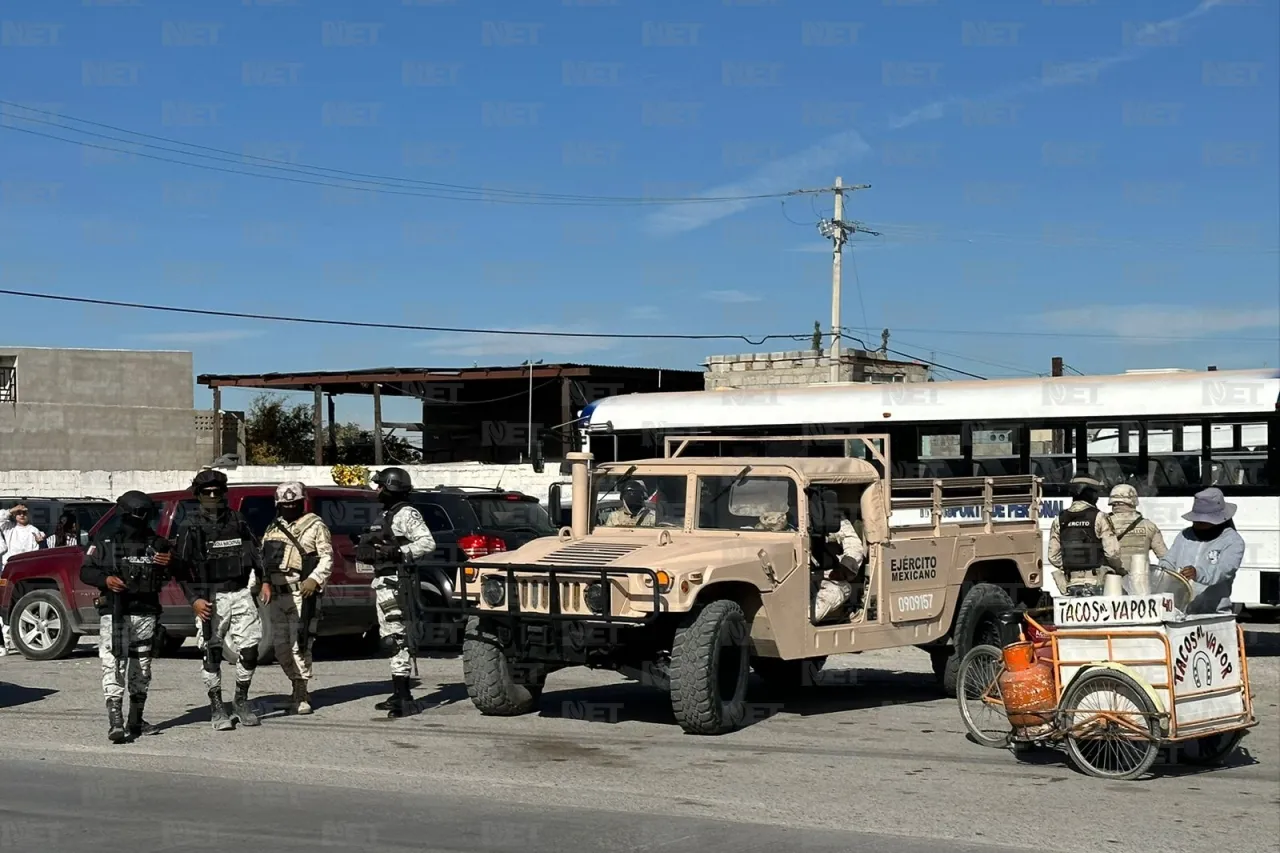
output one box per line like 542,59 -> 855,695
278,501 -> 304,523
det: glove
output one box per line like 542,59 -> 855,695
376,543 -> 403,563
355,541 -> 377,563
300,578 -> 320,597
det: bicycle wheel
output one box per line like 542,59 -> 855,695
956,644 -> 1013,748
1177,730 -> 1246,766
1060,668 -> 1161,781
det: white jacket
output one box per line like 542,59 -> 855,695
0,509 -> 46,567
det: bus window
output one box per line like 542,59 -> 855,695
1206,419 -> 1272,492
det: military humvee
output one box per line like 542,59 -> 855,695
457,434 -> 1044,734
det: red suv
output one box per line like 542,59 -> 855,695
0,483 -> 383,661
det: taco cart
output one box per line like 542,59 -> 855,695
956,566 -> 1257,780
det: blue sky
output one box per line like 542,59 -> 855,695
1,0 -> 1276,426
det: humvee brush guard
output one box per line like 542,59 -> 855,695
457,435 -> 1045,734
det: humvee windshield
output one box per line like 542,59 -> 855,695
594,472 -> 687,528
696,474 -> 798,531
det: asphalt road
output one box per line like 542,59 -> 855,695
2,627 -> 1277,853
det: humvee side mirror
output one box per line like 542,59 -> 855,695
548,483 -> 563,525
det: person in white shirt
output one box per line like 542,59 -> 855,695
1,504 -> 46,653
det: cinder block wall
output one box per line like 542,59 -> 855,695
704,350 -> 930,390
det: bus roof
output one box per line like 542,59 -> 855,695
582,368 -> 1280,432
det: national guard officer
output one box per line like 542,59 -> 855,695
1047,475 -> 1123,595
260,481 -> 334,715
80,490 -> 171,743
170,469 -> 266,731
356,467 -> 435,718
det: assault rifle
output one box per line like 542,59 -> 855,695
356,531 -> 420,676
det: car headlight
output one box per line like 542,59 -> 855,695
584,581 -> 606,615
481,576 -> 506,607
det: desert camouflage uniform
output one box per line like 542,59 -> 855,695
814,518 -> 865,622
261,513 -> 334,683
604,508 -> 657,527
372,505 -> 436,678
1106,485 -> 1168,567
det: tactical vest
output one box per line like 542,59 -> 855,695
186,512 -> 249,584
262,515 -> 321,579
1059,505 -> 1104,572
106,531 -> 168,595
1111,511 -> 1154,563
366,502 -> 411,577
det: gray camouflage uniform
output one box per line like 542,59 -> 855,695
373,505 -> 436,677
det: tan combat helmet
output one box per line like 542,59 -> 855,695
1109,483 -> 1138,509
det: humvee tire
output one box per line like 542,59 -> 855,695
939,582 -> 1014,698
751,655 -> 828,693
669,599 -> 751,735
462,616 -> 545,716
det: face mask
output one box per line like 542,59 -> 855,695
378,490 -> 399,508
122,511 -> 148,528
278,503 -> 304,522
198,493 -> 225,513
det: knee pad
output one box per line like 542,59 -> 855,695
238,645 -> 259,670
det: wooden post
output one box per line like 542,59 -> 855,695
313,386 -> 323,465
372,383 -> 384,465
211,385 -> 222,462
327,393 -> 337,463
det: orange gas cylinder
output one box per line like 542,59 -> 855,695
998,641 -> 1057,729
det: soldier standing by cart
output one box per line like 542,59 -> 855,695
171,469 -> 266,731
260,481 -> 334,715
356,467 -> 435,718
80,491 -> 171,743
1047,476 -> 1124,596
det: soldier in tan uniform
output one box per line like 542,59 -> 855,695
603,481 -> 658,527
1106,483 -> 1168,568
259,482 -> 334,715
1047,476 -> 1123,595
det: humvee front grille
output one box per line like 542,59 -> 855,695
453,563 -> 663,624
518,578 -> 589,614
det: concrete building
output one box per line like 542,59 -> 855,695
0,346 -> 199,471
704,349 -> 930,391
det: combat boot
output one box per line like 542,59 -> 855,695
385,675 -> 416,719
209,688 -> 235,731
373,689 -> 397,711
290,679 -> 312,715
232,681 -> 261,727
127,693 -> 156,739
106,698 -> 127,744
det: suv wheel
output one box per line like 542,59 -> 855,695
462,616 -> 544,716
11,590 -> 80,661
669,599 -> 751,735
938,582 -> 1014,698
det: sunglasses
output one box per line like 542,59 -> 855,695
198,488 -> 224,496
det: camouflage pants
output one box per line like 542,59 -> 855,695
194,587 -> 263,691
269,587 -> 319,682
98,614 -> 157,701
373,575 -> 412,677
814,580 -> 853,622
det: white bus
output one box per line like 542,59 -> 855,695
577,367 -> 1280,610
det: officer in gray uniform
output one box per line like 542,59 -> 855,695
357,467 -> 436,718
80,490 -> 171,743
171,469 -> 266,731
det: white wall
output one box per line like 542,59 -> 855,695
0,463 -> 565,504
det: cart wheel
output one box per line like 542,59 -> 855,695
1177,730 -> 1246,766
1060,668 -> 1161,781
956,644 -> 1013,749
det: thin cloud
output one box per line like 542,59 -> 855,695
629,305 -> 664,321
1037,304 -> 1279,345
703,289 -> 762,304
643,130 -> 871,237
133,329 -> 264,344
645,0 -> 1226,237
414,327 -> 616,359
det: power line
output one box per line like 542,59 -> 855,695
873,326 -> 1280,344
0,102 -> 810,207
0,288 -> 808,345
891,338 -> 1043,377
837,330 -> 988,381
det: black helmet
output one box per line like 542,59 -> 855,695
116,490 -> 155,514
372,467 -> 413,494
191,468 -> 229,494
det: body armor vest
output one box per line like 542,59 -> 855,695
1059,505 -> 1104,572
106,532 -> 168,595
186,512 -> 248,584
365,502 -> 410,577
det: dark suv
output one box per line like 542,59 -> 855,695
0,484 -> 382,661
0,497 -> 114,547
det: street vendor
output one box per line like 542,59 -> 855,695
1047,476 -> 1123,595
1159,487 -> 1245,615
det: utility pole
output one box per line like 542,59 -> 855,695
817,177 -> 875,383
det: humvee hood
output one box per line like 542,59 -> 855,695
470,531 -> 789,574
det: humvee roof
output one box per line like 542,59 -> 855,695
597,456 -> 881,486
